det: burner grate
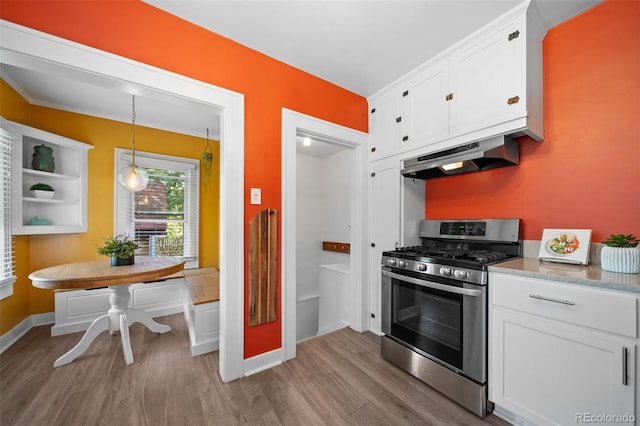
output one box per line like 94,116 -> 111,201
394,246 -> 510,264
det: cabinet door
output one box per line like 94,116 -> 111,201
369,94 -> 400,161
449,20 -> 521,138
490,309 -> 635,425
368,159 -> 400,333
399,63 -> 449,152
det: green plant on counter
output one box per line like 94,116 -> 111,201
601,234 -> 639,248
96,234 -> 139,259
29,183 -> 54,191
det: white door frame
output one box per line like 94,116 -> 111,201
0,20 -> 245,381
281,108 -> 368,361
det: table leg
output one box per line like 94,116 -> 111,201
53,314 -> 109,367
119,313 -> 134,365
125,309 -> 172,334
53,284 -> 172,367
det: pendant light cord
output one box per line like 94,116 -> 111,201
131,94 -> 137,167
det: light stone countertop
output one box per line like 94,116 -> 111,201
489,257 -> 640,294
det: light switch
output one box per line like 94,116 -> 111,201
250,188 -> 261,205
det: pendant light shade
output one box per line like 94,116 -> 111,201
118,164 -> 149,191
117,94 -> 149,192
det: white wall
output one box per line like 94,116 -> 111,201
296,148 -> 352,296
296,155 -> 323,299
320,149 -> 351,266
296,147 -> 351,342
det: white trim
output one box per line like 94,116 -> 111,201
0,315 -> 31,354
0,312 -> 54,354
243,348 -> 283,376
281,109 -> 369,362
0,276 -> 16,300
0,20 -> 245,381
31,312 -> 55,326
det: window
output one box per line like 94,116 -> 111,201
0,127 -> 16,300
115,149 -> 199,269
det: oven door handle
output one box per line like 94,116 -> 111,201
382,270 -> 482,297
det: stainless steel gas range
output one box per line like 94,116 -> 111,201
381,218 -> 521,417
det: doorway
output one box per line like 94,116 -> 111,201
281,109 -> 368,361
1,21 -> 245,381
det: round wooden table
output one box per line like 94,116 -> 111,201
29,256 -> 186,367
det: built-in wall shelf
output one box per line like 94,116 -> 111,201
1,117 -> 93,235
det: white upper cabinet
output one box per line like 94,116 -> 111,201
449,17 -> 520,138
368,0 -> 546,161
399,62 -> 449,153
2,118 -> 93,235
368,93 -> 401,162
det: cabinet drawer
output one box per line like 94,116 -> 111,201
491,273 -> 637,338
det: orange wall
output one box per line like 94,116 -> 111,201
424,0 -> 640,242
0,78 -> 220,333
0,1 -> 368,357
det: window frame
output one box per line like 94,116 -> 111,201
0,126 -> 16,300
114,148 -> 200,269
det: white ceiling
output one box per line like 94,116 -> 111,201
145,0 -> 601,97
1,0 -> 600,141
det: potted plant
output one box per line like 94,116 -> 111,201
29,183 -> 55,199
601,234 -> 640,274
97,234 -> 139,266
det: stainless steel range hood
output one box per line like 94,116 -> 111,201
401,135 -> 519,180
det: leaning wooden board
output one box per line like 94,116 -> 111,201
248,208 -> 278,326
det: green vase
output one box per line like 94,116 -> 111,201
32,144 -> 55,173
111,254 -> 134,266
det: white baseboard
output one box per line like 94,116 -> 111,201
243,347 -> 283,376
31,312 -> 55,326
317,320 -> 349,337
492,404 -> 531,425
0,312 -> 54,354
190,337 -> 220,357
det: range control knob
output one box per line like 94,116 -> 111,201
440,267 -> 452,277
398,260 -> 407,268
388,258 -> 397,267
417,263 -> 427,272
454,269 -> 468,280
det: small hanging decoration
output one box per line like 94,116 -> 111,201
203,128 -> 213,188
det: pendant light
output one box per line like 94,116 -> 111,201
117,94 -> 149,192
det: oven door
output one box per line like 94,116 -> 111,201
381,266 -> 486,384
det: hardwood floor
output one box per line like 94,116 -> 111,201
1,314 -> 508,425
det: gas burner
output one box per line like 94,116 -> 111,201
394,247 -> 510,264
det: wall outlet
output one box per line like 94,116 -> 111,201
250,188 -> 261,205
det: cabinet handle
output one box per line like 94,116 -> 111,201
402,136 -> 409,142
371,147 -> 376,153
528,294 -> 576,306
395,117 -> 402,123
445,93 -> 454,101
507,96 -> 520,105
622,347 -> 628,386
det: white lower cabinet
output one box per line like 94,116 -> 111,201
490,273 -> 637,425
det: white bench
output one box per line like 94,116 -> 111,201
183,268 -> 220,356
